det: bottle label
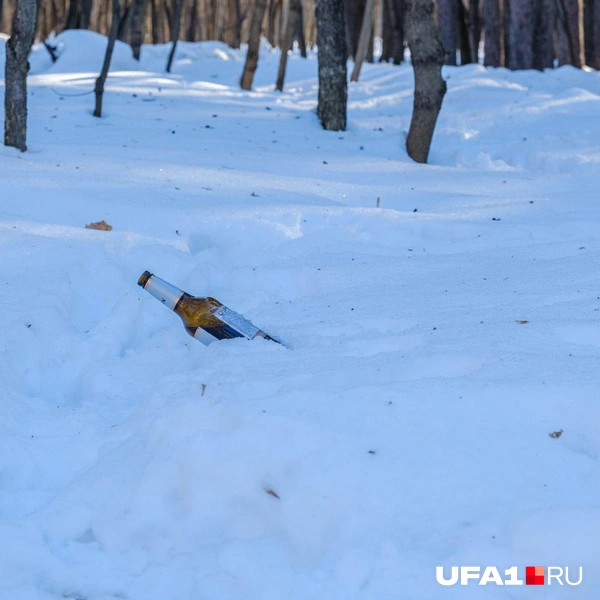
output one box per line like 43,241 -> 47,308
215,306 -> 259,339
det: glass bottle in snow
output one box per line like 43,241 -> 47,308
137,271 -> 279,345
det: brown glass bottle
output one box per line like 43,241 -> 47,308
137,271 -> 278,345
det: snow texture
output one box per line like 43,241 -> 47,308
0,31 -> 599,599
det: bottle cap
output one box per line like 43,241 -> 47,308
138,271 -> 153,288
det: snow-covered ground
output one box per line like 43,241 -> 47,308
1,30 -> 599,599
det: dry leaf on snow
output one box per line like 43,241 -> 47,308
85,220 -> 112,231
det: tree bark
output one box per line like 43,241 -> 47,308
437,0 -> 459,64
351,0 -> 375,80
294,0 -> 307,57
5,0 -> 37,152
315,0 -> 347,130
128,0 -> 148,59
532,0 -> 553,69
166,0 -> 182,71
240,0 -> 268,89
276,0 -> 301,90
483,0 -> 504,66
94,0 -> 121,118
507,0 -> 534,69
345,0 -> 367,58
405,0 -> 446,163
556,0 -> 584,66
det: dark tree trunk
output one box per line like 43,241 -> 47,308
222,0 -> 242,48
166,0 -> 182,71
294,0 -> 307,57
81,0 -> 92,28
593,0 -> 600,67
240,0 -> 268,89
351,0 -> 375,80
381,0 -> 393,61
345,0 -> 366,58
406,0 -> 447,163
276,0 -> 301,90
437,0 -> 459,64
458,0 -> 474,63
5,0 -> 37,151
507,0 -> 535,68
391,0 -> 405,64
470,0 -> 482,59
316,0 -> 347,130
129,0 -> 148,59
94,0 -> 121,118
532,0 -> 553,69
556,0 -> 584,66
483,0 -> 504,66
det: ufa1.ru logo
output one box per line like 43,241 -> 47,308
436,566 -> 583,586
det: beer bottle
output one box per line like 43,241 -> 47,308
138,271 -> 279,345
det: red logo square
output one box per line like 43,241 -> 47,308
526,566 -> 545,585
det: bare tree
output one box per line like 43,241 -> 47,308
507,0 -> 535,69
94,0 -> 122,117
351,0 -> 375,80
276,0 -> 301,90
483,0 -> 504,66
556,0 -> 584,66
5,0 -> 37,151
166,0 -> 182,72
129,0 -> 149,59
437,0 -> 459,64
241,0 -> 268,89
405,0 -> 447,163
533,0 -> 553,70
315,0 -> 347,130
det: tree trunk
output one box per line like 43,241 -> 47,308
222,0 -> 241,47
351,0 -> 375,80
294,0 -> 307,57
532,0 -> 553,69
593,0 -> 600,67
437,0 -> 459,64
470,0 -> 481,59
5,0 -> 37,152
94,0 -> 121,118
276,0 -> 301,90
483,0 -> 504,66
556,0 -> 584,66
345,0 -> 366,58
507,0 -> 534,68
128,0 -> 148,59
240,0 -> 268,89
315,0 -> 347,130
405,0 -> 447,163
166,0 -> 182,71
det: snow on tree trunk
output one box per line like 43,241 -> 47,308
315,0 -> 347,131
437,0 -> 459,65
4,0 -> 36,152
240,0 -> 269,90
405,0 -> 447,163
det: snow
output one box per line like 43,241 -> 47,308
1,30 -> 599,599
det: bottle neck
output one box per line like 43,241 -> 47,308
139,273 -> 185,310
